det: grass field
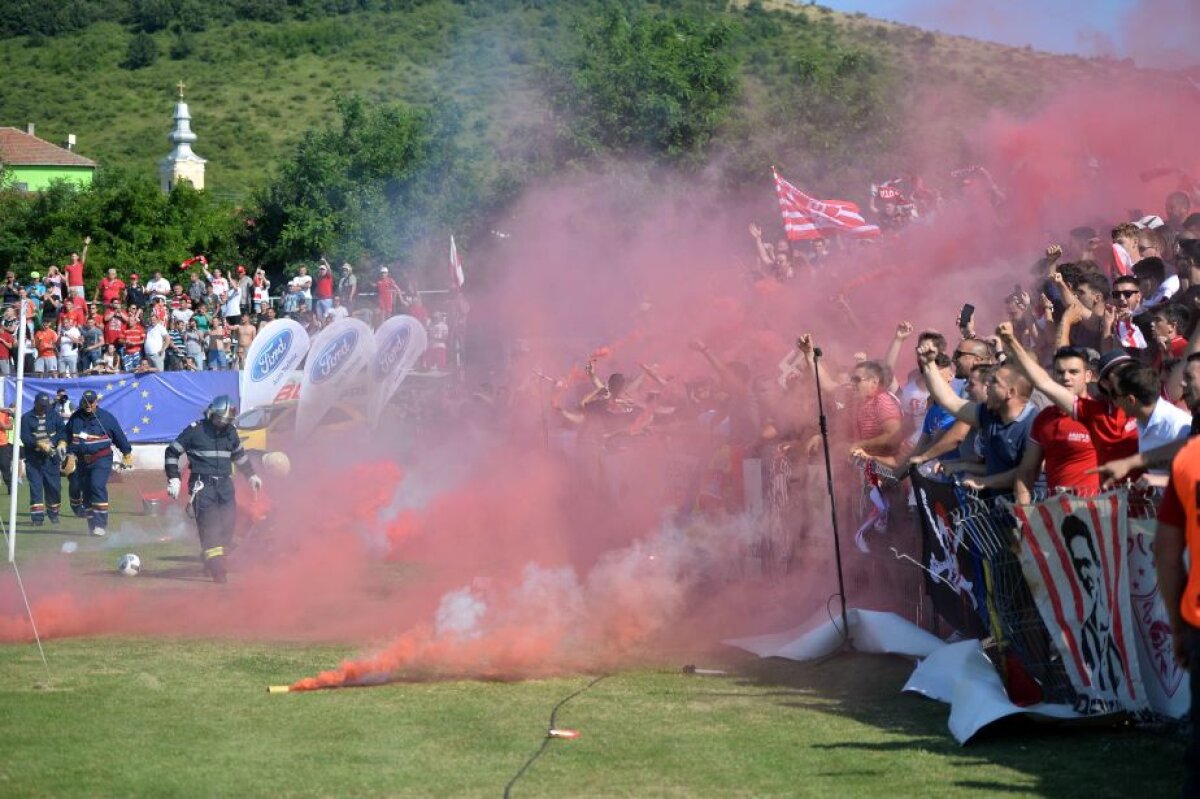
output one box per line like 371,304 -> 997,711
0,477 -> 1188,797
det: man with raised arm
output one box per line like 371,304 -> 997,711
917,337 -> 1036,494
997,321 -> 1139,466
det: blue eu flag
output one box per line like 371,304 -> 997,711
4,372 -> 240,444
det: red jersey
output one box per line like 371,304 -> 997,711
1072,394 -> 1138,464
65,261 -> 84,289
0,329 -> 12,360
103,311 -> 127,345
123,324 -> 146,352
33,328 -> 58,358
98,278 -> 125,303
314,273 -> 334,300
855,390 -> 903,456
377,277 -> 399,311
1029,406 -> 1099,493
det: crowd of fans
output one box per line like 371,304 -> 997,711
0,247 -> 456,378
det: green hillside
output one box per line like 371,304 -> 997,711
0,1 -> 1135,197
0,0 -> 1150,275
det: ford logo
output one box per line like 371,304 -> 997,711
250,329 -> 294,382
311,329 -> 359,385
373,328 -> 412,379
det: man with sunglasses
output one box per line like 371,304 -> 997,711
1105,274 -> 1148,352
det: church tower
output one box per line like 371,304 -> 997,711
159,81 -> 206,193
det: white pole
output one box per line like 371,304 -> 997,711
8,301 -> 28,563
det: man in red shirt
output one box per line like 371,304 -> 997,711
1013,346 -> 1099,503
122,318 -> 146,370
314,262 -> 335,320
65,236 -> 89,299
103,301 -> 128,350
0,322 -> 13,376
32,320 -> 58,376
94,268 -> 125,306
847,359 -> 903,553
1000,323 -> 1139,464
376,267 -> 400,322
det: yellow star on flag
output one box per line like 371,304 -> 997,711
131,381 -> 139,388
105,383 -> 114,391
145,403 -> 153,411
142,416 -> 150,424
132,426 -> 141,434
118,379 -> 127,387
141,390 -> 149,398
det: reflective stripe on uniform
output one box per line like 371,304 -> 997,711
203,546 -> 224,560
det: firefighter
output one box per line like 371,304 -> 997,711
20,392 -> 64,525
164,395 -> 261,583
65,389 -> 133,536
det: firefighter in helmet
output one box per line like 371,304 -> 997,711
164,395 -> 261,583
65,389 -> 133,536
20,392 -> 65,525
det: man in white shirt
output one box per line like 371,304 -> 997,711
205,266 -> 230,306
292,264 -> 313,306
146,270 -> 171,300
57,322 -> 82,377
143,319 -> 169,372
1110,361 -> 1190,483
325,295 -> 349,322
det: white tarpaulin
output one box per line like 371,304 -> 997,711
726,609 -> 1097,744
1127,517 -> 1190,718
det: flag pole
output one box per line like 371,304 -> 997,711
8,301 -> 28,563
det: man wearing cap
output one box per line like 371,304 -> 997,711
314,259 -> 335,320
337,262 -> 357,307
164,395 -> 261,583
1001,329 -> 1139,466
65,390 -> 133,537
124,273 -> 147,310
21,392 -> 65,526
376,267 -> 400,322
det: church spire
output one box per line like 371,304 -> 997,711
159,81 -> 206,193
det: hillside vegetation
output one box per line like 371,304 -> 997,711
0,0 -> 1146,276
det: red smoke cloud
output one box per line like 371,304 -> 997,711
3,59 -> 1200,691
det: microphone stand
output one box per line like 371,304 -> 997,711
812,347 -> 852,650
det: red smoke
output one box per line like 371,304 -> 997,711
4,53 -> 1200,692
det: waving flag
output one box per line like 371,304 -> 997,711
1112,242 -> 1133,277
5,372 -> 238,444
772,168 -> 880,240
450,235 -> 465,290
179,254 -> 208,272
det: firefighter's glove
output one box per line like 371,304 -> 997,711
167,478 -> 180,500
61,454 -> 76,476
35,439 -> 52,454
122,452 -> 134,470
248,474 -> 262,493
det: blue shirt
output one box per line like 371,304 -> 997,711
975,402 -> 1036,476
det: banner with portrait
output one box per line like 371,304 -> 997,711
1011,491 -> 1149,715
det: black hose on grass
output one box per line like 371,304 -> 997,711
502,673 -> 609,798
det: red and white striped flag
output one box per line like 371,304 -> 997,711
450,235 -> 464,290
1112,242 -> 1133,278
773,168 -> 880,240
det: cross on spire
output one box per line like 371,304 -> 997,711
176,80 -> 186,100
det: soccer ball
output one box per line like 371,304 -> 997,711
262,451 -> 291,477
117,553 -> 142,577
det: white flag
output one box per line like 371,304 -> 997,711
239,318 -> 310,412
296,317 -> 375,442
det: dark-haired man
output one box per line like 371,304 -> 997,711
1108,361 -> 1190,486
1013,347 -> 1099,503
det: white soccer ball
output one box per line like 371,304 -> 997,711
117,553 -> 142,577
262,451 -> 291,477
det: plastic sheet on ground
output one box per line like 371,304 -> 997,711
724,608 -> 1092,744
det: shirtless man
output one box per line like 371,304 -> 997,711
236,316 -> 257,368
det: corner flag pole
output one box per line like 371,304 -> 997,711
7,301 -> 28,563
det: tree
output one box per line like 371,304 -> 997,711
245,95 -> 479,274
552,7 -> 740,161
121,30 -> 159,69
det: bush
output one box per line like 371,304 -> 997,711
121,30 -> 158,68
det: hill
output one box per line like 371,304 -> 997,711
0,1 -> 1144,201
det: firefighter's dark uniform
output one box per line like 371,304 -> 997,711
65,406 -> 132,533
20,407 -> 64,524
165,419 -> 256,582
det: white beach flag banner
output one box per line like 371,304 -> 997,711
238,318 -> 310,413
366,314 -> 427,427
296,317 -> 375,441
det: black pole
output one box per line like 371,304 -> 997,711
812,347 -> 851,646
